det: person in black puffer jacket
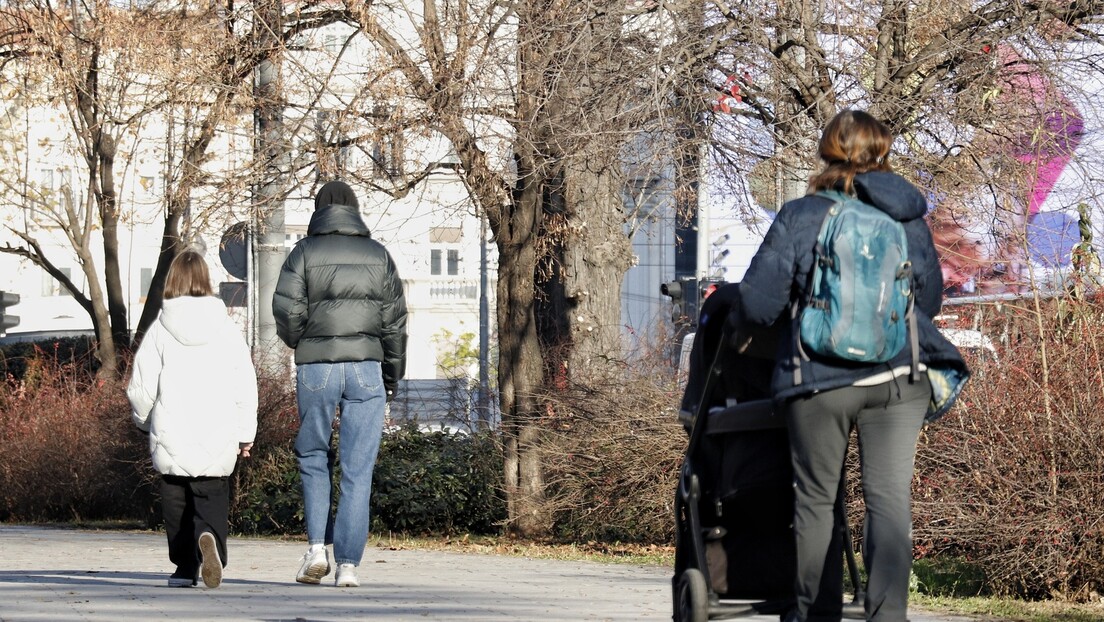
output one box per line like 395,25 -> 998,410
735,110 -> 969,622
272,180 -> 408,589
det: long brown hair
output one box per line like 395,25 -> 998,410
809,109 -> 894,194
164,249 -> 214,299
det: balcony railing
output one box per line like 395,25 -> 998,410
402,279 -> 482,306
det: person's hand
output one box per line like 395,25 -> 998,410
238,442 -> 254,458
725,304 -> 750,351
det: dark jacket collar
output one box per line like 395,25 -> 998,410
852,171 -> 928,222
307,203 -> 371,237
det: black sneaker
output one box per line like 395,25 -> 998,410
168,568 -> 197,587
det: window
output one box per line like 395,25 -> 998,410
447,249 -> 459,275
38,167 -> 72,210
315,110 -> 349,180
371,106 -> 403,179
40,168 -> 54,197
429,249 -> 461,276
30,166 -> 72,227
285,226 -> 308,249
429,227 -> 462,276
140,267 -> 153,302
323,33 -> 342,54
42,267 -> 73,297
431,249 -> 442,275
623,177 -> 662,222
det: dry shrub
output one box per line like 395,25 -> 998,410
0,346 -> 153,522
532,291 -> 1104,601
249,368 -> 301,449
229,368 -> 304,534
0,345 -> 306,532
538,352 -> 685,543
913,295 -> 1104,600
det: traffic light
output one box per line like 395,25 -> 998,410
0,291 -> 19,336
660,279 -> 683,323
661,278 -> 699,327
662,278 -> 729,329
699,279 -> 723,304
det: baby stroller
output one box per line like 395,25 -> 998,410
672,283 -> 864,622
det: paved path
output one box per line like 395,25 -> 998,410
0,525 -> 975,621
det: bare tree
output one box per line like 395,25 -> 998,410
336,0 -> 684,534
0,0 -> 186,377
699,1 -> 1104,209
0,0 -> 345,377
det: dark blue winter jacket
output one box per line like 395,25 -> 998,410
737,171 -> 969,420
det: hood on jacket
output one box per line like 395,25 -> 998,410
308,181 -> 371,237
159,296 -> 231,346
315,180 -> 359,211
307,204 -> 372,237
852,171 -> 928,222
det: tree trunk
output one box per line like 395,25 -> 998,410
560,163 -> 634,378
551,7 -> 634,381
497,151 -> 548,535
96,131 -> 131,355
354,0 -> 654,535
72,34 -> 124,376
73,187 -> 117,380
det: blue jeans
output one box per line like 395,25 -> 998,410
294,361 -> 386,567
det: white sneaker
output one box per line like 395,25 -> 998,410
335,563 -> 359,588
198,532 -> 222,588
295,545 -> 331,584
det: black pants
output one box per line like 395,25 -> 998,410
160,475 -> 229,576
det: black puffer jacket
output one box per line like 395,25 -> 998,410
273,181 -> 408,394
737,171 -> 968,417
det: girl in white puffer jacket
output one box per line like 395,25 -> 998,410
127,250 -> 257,589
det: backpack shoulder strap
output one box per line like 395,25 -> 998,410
791,191 -> 847,386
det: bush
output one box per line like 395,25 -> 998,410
0,337 -> 99,381
371,423 -> 506,535
0,348 -> 153,523
912,295 -> 1104,600
0,348 -> 507,538
230,370 -> 304,535
232,373 -> 507,537
537,356 -> 685,544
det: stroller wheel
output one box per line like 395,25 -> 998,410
676,568 -> 708,622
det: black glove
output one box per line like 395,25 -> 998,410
385,380 -> 397,403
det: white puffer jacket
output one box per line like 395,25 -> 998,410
127,296 -> 258,477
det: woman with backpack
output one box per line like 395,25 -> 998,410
734,109 -> 969,622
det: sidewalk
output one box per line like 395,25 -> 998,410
0,525 -> 975,621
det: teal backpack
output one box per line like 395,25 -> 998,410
793,190 -> 918,384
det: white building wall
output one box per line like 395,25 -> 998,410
0,11 -> 505,384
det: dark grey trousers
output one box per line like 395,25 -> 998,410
784,373 -> 930,622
